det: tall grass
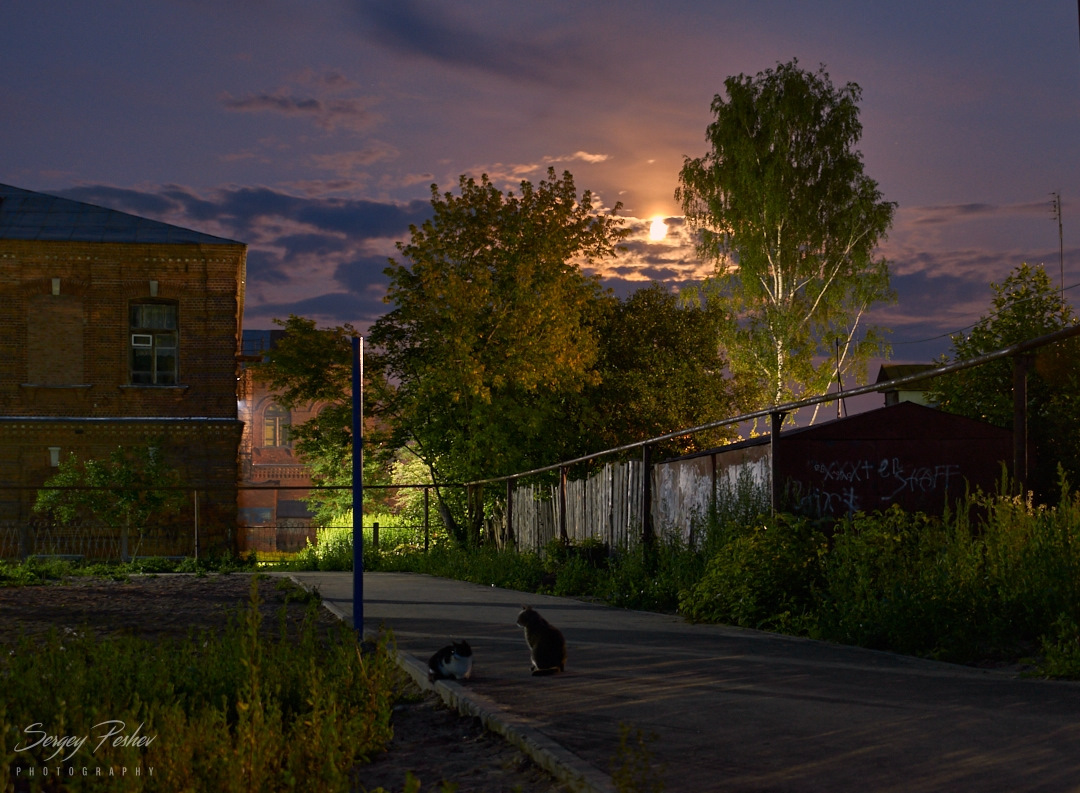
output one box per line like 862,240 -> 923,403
0,577 -> 399,791
282,510 -> 443,571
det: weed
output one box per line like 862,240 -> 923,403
0,576 -> 400,789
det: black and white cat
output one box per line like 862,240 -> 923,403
516,605 -> 566,675
427,640 -> 474,682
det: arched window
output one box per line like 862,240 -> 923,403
263,404 -> 292,447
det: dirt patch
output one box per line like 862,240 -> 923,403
0,573 -> 570,793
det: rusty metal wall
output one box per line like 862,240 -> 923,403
778,404 -> 1013,516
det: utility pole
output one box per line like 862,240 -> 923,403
1052,191 -> 1065,316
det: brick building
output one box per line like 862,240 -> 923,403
0,183 -> 247,558
237,329 -> 327,553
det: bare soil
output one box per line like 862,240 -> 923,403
0,573 -> 570,793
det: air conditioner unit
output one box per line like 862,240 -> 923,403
131,334 -> 153,347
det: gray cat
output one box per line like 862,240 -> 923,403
516,605 -> 566,675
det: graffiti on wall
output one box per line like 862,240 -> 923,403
792,457 -> 962,515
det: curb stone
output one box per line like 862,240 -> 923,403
288,574 -> 616,793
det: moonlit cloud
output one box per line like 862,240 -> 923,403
547,151 -> 610,165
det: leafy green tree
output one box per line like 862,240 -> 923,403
927,263 -> 1080,497
676,59 -> 896,415
368,168 -> 626,542
589,282 -> 748,455
250,316 -> 390,526
34,442 -> 184,559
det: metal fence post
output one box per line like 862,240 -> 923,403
505,477 -> 514,549
558,466 -> 568,543
641,444 -> 654,547
351,336 -> 364,636
423,486 -> 430,552
770,411 -> 786,514
193,489 -> 199,560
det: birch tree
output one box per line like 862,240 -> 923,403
676,59 -> 895,416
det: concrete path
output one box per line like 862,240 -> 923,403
286,571 -> 1080,793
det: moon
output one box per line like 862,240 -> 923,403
648,216 -> 668,241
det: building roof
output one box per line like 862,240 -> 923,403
0,183 -> 242,245
875,363 -> 939,391
665,401 -> 1010,463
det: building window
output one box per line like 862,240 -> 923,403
263,404 -> 291,447
130,302 -> 178,385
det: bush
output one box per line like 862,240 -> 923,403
679,513 -> 826,632
814,505 -> 991,658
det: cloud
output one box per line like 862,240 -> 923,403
546,151 -> 610,165
310,144 -> 400,174
245,291 -> 388,330
333,253 -> 396,293
349,0 -> 583,87
56,182 -> 433,329
908,200 -> 1054,225
221,91 -> 380,133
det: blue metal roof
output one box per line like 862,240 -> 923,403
0,183 -> 242,245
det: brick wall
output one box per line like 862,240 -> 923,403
0,240 -> 245,419
0,238 -> 248,557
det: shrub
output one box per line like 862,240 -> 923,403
814,505 -> 992,658
679,513 -> 826,632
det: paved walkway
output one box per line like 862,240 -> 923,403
286,571 -> 1080,793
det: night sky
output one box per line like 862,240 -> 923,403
3,1 -> 1078,366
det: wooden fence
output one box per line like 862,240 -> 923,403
500,453 -> 770,553
505,460 -> 645,552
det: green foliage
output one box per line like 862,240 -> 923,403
603,544 -> 702,614
1038,615 -> 1080,679
369,168 -> 627,491
0,577 -> 400,790
589,282 -> 745,455
926,262 -> 1080,498
284,511 -> 446,572
680,514 -> 827,632
0,554 -> 258,588
34,443 -> 185,548
248,315 -> 388,526
814,505 -> 992,658
677,58 -> 895,410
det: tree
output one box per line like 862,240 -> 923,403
588,282 -> 749,455
34,442 -> 185,560
250,315 -> 389,526
368,168 -> 626,541
676,59 -> 896,416
926,263 -> 1080,498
